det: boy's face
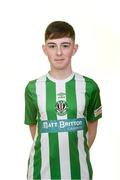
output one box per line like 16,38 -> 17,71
42,37 -> 78,71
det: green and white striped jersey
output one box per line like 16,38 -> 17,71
24,72 -> 102,180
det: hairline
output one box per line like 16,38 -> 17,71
45,37 -> 75,43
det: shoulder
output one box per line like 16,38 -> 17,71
25,79 -> 37,92
84,76 -> 99,92
25,74 -> 47,92
75,72 -> 100,93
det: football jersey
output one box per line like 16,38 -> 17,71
24,72 -> 102,180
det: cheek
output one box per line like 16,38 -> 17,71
47,53 -> 55,62
64,51 -> 74,58
46,51 -> 53,59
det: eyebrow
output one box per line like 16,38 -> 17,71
61,42 -> 71,44
47,42 -> 71,45
47,42 -> 56,45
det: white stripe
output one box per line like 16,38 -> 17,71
75,73 -> 89,179
56,82 -> 71,179
36,76 -> 51,179
78,131 -> 89,179
27,126 -> 38,180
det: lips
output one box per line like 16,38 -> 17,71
55,59 -> 64,61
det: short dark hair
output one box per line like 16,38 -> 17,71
45,21 -> 75,41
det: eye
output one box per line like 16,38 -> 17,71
48,44 -> 56,48
61,44 -> 70,48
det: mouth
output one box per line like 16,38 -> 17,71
55,59 -> 64,61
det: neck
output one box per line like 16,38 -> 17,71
49,67 -> 73,80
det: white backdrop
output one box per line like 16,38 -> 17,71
0,0 -> 120,179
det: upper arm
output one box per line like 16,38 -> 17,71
24,81 -> 38,125
87,120 -> 98,131
29,124 -> 37,140
87,80 -> 102,122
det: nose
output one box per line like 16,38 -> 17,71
56,46 -> 62,56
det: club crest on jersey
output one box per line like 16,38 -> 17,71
55,100 -> 68,116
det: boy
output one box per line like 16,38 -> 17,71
24,21 -> 102,180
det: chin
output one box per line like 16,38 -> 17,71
52,65 -> 65,70
55,67 -> 66,70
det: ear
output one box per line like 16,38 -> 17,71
42,44 -> 48,56
72,44 -> 78,56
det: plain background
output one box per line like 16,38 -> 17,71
0,0 -> 120,179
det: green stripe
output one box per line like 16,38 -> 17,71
66,77 -> 81,179
33,81 -> 41,179
83,124 -> 93,179
84,77 -> 93,179
46,78 -> 61,179
33,134 -> 41,179
27,157 -> 30,178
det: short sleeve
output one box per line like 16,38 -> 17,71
87,81 -> 102,122
24,81 -> 37,125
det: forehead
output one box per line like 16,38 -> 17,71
46,37 -> 74,44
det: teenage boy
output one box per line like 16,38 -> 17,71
24,21 -> 102,180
